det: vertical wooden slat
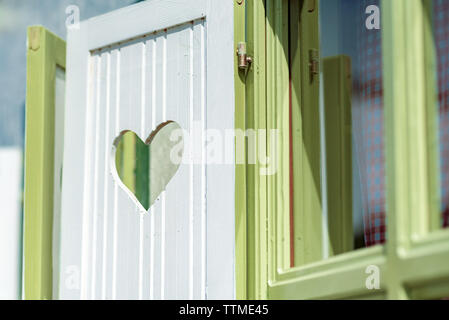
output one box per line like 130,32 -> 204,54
200,21 -> 207,299
137,40 -> 147,300
80,54 -> 98,299
148,36 -> 159,300
104,49 -> 119,299
234,0 -> 248,300
161,32 -> 168,300
151,34 -> 165,300
24,26 -> 66,300
114,42 -> 142,299
164,25 -> 191,299
52,66 -> 66,298
92,53 -> 109,299
192,21 -> 207,300
322,55 -> 354,256
246,0 -> 268,300
140,38 -> 154,300
291,0 -> 322,267
188,23 -> 195,300
99,52 -> 111,300
111,49 -> 121,299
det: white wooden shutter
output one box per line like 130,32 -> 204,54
60,0 -> 235,300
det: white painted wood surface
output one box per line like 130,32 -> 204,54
60,0 -> 234,300
52,67 -> 66,299
0,148 -> 22,300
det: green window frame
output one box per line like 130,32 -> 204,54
235,0 -> 449,300
24,26 -> 66,300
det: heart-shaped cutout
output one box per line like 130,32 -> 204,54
112,121 -> 184,211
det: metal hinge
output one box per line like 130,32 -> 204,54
309,49 -> 319,79
237,42 -> 252,71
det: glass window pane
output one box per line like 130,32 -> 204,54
320,0 -> 386,251
433,0 -> 449,229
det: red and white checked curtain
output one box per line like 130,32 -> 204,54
355,0 -> 449,247
434,0 -> 449,228
355,0 -> 386,246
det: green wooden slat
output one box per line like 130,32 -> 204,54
272,0 -> 290,273
265,0 -> 289,286
246,0 -> 268,300
322,55 -> 354,256
234,0 -> 248,300
24,26 -> 66,300
289,0 -> 323,267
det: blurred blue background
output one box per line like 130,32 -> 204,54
0,0 -> 142,147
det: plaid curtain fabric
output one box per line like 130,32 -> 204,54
434,0 -> 449,228
355,0 -> 449,246
355,0 -> 449,245
329,0 -> 449,248
355,0 -> 386,246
